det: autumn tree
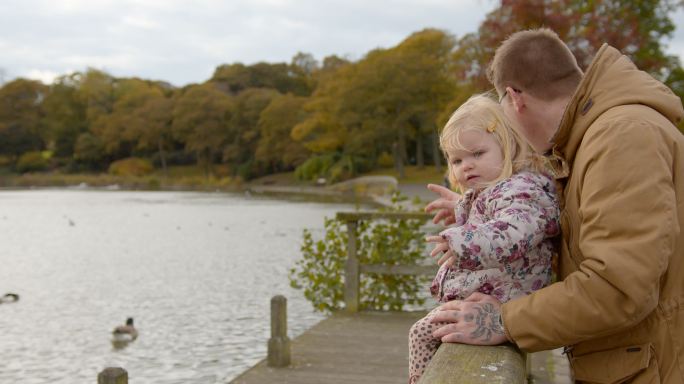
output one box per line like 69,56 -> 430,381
255,94 -> 310,173
132,93 -> 175,174
42,73 -> 88,158
224,88 -> 279,179
0,79 -> 49,162
172,83 -> 234,176
453,0 -> 683,91
211,61 -> 312,96
293,29 -> 457,180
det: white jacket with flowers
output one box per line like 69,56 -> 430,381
431,171 -> 560,303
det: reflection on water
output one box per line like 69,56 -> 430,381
0,190 -> 358,383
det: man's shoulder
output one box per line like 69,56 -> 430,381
586,104 -> 677,138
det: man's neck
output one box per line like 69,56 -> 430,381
537,95 -> 572,152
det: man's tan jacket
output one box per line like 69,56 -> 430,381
502,44 -> 684,383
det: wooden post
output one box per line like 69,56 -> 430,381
267,295 -> 291,367
344,219 -> 359,312
98,367 -> 128,384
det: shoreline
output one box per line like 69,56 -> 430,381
0,172 -> 437,208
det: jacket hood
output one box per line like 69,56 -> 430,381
552,44 -> 684,164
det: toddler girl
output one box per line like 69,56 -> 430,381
408,94 -> 560,383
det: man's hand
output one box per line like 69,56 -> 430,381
424,184 -> 461,226
430,293 -> 508,345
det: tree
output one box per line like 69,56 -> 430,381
211,62 -> 312,96
292,29 -> 457,179
224,88 -> 279,179
42,73 -> 88,158
132,94 -> 175,175
452,0 -> 683,91
172,83 -> 234,176
255,94 -> 310,173
0,79 -> 48,162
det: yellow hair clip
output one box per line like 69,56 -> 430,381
486,121 -> 497,133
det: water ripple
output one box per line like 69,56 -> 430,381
0,190 -> 361,383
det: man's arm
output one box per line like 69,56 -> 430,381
503,120 -> 676,351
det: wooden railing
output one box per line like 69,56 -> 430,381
336,211 -> 527,384
336,211 -> 436,313
418,343 -> 528,384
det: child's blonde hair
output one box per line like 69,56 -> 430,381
440,93 -> 544,190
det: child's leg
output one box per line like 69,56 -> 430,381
408,307 -> 446,384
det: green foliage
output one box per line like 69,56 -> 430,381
0,79 -> 48,159
235,160 -> 254,181
289,192 -> 429,312
74,132 -> 105,168
108,157 -> 154,176
294,153 -> 338,181
211,61 -> 312,96
16,151 -> 49,173
294,153 -> 373,183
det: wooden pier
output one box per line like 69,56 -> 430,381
230,310 -> 425,384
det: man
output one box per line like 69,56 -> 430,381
426,28 -> 684,382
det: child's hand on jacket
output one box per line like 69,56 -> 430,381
426,235 -> 456,267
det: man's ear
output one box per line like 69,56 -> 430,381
507,86 -> 524,113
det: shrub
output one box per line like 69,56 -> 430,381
377,151 -> 394,168
16,151 -> 49,173
108,157 -> 154,177
295,153 -> 373,184
289,192 -> 430,312
294,153 -> 338,181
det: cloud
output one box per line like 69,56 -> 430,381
25,69 -> 62,84
1,0 -> 682,87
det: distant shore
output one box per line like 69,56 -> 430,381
0,166 -> 443,207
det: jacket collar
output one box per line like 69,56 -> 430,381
551,44 -> 684,169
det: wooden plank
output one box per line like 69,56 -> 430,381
344,220 -> 359,312
361,264 -> 437,276
231,311 -> 426,384
336,211 -> 432,222
418,343 -> 526,384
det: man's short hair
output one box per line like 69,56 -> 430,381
487,28 -> 583,101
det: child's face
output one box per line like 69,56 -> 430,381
448,128 -> 504,189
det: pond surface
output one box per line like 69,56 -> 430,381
0,189 -> 360,383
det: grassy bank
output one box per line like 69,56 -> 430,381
0,165 -> 446,195
0,165 -> 242,191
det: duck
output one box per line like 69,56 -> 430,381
112,317 -> 138,342
0,293 -> 19,304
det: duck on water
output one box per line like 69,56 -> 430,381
0,293 -> 19,304
112,317 -> 138,343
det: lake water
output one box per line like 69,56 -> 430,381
0,189 -> 363,383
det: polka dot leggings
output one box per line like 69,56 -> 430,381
408,307 -> 446,383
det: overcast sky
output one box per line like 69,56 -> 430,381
1,0 -> 683,87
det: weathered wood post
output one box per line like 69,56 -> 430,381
98,367 -> 128,384
344,218 -> 359,312
267,295 -> 291,367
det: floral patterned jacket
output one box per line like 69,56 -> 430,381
430,171 -> 560,303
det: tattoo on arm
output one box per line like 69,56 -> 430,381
466,303 -> 504,341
